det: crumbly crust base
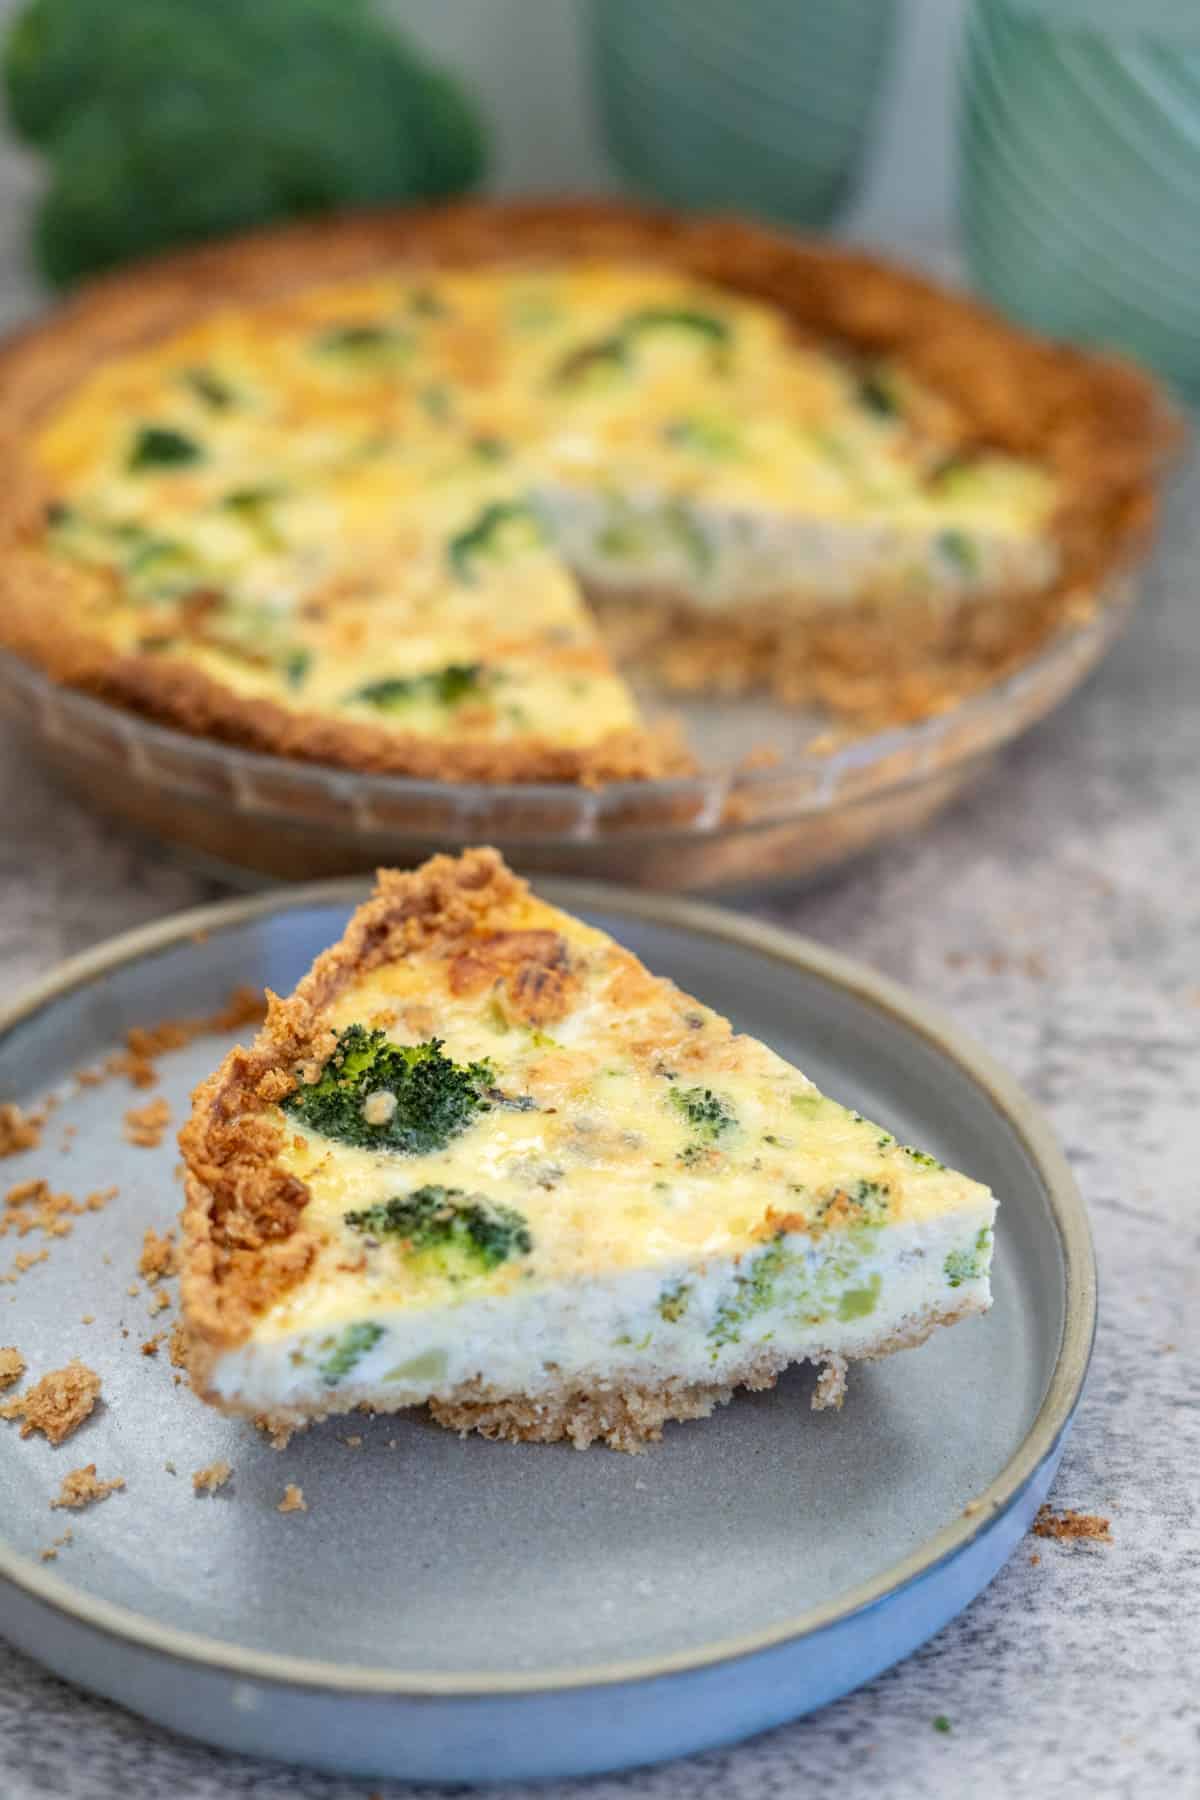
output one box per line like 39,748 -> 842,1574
188,1300 -> 980,1452
0,199 -> 1175,764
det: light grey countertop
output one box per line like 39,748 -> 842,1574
0,218 -> 1196,1798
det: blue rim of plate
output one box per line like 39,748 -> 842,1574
0,878 -> 1097,1699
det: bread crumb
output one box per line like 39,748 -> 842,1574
1030,1552 -> 1041,1566
40,1529 -> 73,1561
963,1499 -> 983,1517
343,1435 -> 363,1449
0,1248 -> 49,1284
168,1320 -> 189,1368
0,1359 -> 101,1443
1033,1505 -> 1112,1544
138,1227 -> 176,1284
149,1288 -> 171,1316
277,1483 -> 307,1514
51,1464 -> 125,1510
140,1334 -> 165,1357
86,1187 -> 117,1212
0,1103 -> 42,1158
0,1346 -> 25,1390
192,1459 -> 233,1495
123,1097 -> 171,1148
126,1284 -> 140,1297
81,1314 -> 94,1325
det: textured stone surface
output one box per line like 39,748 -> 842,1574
0,241 -> 1195,1797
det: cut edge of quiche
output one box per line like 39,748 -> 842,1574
179,847 -> 996,1451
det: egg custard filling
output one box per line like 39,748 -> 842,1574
180,850 -> 996,1449
21,254 -> 1062,778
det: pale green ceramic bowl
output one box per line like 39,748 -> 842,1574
960,0 -> 1200,397
589,0 -> 899,227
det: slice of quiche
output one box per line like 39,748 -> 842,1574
180,849 -> 996,1450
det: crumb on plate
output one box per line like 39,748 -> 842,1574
192,1459 -> 233,1495
0,1103 -> 43,1158
0,1346 -> 26,1390
138,1227 -> 176,1284
40,1528 -> 73,1561
51,1464 -> 125,1510
277,1483 -> 307,1514
0,1359 -> 101,1443
123,1097 -> 172,1149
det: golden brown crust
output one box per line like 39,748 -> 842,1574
179,848 -> 537,1384
0,199 -> 1176,765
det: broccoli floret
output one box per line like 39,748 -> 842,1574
4,0 -> 487,287
857,368 -> 901,418
669,1085 -> 736,1144
221,486 -> 285,551
317,1319 -> 384,1386
127,425 -> 203,472
181,366 -> 237,410
349,663 -> 485,712
552,305 -> 731,389
944,1227 -> 993,1289
283,1027 -> 493,1155
312,323 -> 412,363
657,1281 -> 691,1324
936,529 -> 979,577
447,502 -> 544,583
710,1240 -> 789,1350
623,306 -> 731,353
344,1184 -> 531,1279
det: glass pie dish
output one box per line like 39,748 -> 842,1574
0,567 -> 1138,891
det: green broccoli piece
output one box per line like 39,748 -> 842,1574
447,502 -> 544,583
857,368 -> 901,418
710,1239 -> 790,1350
4,0 -> 487,288
349,663 -> 485,712
344,1184 -> 532,1279
283,1026 -> 493,1156
127,426 -> 203,472
936,530 -> 979,577
657,1281 -> 691,1324
663,416 -> 740,458
552,305 -> 731,389
220,486 -> 285,551
317,1319 -> 384,1386
312,323 -> 413,364
669,1085 -> 736,1144
944,1227 -> 993,1289
181,366 -> 237,410
623,306 -> 731,354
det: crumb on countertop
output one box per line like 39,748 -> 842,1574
1033,1505 -> 1112,1544
138,1227 -> 177,1284
123,1097 -> 172,1149
0,1346 -> 25,1390
51,1464 -> 125,1510
0,1359 -> 101,1443
277,1483 -> 307,1514
0,1103 -> 43,1158
192,1459 -> 233,1495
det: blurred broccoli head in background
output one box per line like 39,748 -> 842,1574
3,0 -> 488,286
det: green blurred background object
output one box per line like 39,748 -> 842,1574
588,0 -> 901,227
960,0 -> 1200,399
2,0 -> 487,286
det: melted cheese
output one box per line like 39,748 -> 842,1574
34,263 -> 1059,748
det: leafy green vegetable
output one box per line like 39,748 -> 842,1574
936,529 -> 979,576
349,662 -> 485,711
345,1184 -> 532,1278
127,426 -> 203,472
283,1026 -> 493,1156
181,366 -> 237,410
447,501 -> 543,583
663,416 -> 740,457
4,0 -> 487,287
944,1228 -> 993,1288
317,1320 -> 384,1386
857,368 -> 901,418
669,1085 -> 736,1141
313,323 -> 412,363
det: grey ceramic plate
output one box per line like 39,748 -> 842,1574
0,882 -> 1094,1784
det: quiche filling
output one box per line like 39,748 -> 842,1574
181,851 -> 996,1446
32,261 -> 1059,762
